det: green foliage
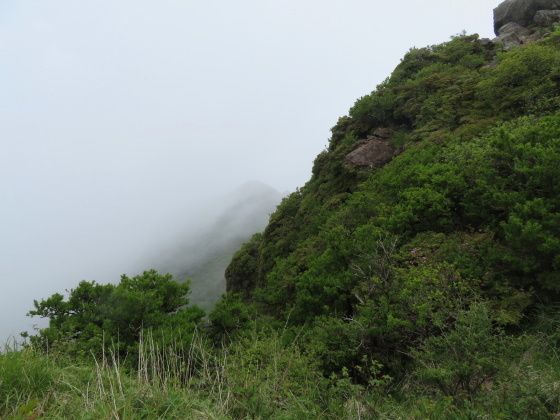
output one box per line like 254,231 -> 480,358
225,32 -> 560,315
220,35 -> 560,407
470,115 -> 560,296
207,292 -> 258,341
0,344 -> 54,417
225,233 -> 263,294
353,261 -> 475,372
224,114 -> 560,384
4,321 -> 559,419
410,302 -> 523,397
228,110 -> 560,366
27,270 -> 204,362
302,317 -> 364,376
477,44 -> 560,116
324,359 -> 392,418
349,89 -> 398,135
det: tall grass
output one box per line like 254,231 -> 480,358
1,328 -> 330,419
0,332 -> 225,419
2,325 -> 559,419
0,340 -> 56,418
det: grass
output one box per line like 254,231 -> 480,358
1,326 -> 560,419
0,334 -> 228,419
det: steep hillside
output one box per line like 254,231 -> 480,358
223,28 -> 560,365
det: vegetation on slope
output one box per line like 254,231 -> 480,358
226,30 -> 560,328
220,29 -> 560,414
4,29 -> 560,418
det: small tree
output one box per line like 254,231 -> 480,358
410,302 -> 522,397
26,270 -> 205,361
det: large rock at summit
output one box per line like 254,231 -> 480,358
494,0 -> 560,35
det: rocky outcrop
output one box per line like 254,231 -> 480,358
534,9 -> 560,26
492,22 -> 543,50
493,0 -> 560,35
490,0 -> 560,50
344,135 -> 394,170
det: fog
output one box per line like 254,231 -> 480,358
147,180 -> 282,312
0,0 -> 500,343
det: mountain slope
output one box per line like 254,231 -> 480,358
223,30 -> 560,366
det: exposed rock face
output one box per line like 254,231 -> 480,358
493,22 -> 540,50
493,0 -> 560,35
535,9 -> 560,26
344,135 -> 394,170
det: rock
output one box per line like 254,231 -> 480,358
493,22 -> 534,50
344,136 -> 394,170
493,0 -> 560,35
535,9 -> 560,25
497,21 -> 533,37
526,30 -> 548,43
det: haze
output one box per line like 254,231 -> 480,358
0,0 -> 500,342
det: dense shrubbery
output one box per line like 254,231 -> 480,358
227,31 -> 560,319
218,30 -> 560,415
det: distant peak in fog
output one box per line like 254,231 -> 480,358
226,180 -> 282,200
217,180 -> 282,225
146,180 -> 283,310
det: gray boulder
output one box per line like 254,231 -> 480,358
494,0 -> 560,35
492,22 -> 535,50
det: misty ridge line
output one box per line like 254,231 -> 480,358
145,180 -> 283,312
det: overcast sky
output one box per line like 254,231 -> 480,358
0,0 -> 501,342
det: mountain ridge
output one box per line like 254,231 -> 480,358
224,18 -> 560,330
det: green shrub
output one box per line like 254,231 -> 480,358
410,302 -> 524,397
26,270 -> 205,363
